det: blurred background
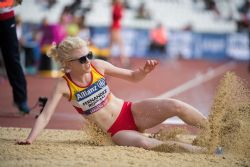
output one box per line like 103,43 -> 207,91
12,0 -> 250,62
0,0 -> 249,130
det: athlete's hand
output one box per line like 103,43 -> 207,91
141,60 -> 159,74
15,139 -> 31,145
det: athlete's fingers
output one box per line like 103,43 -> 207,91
18,141 -> 30,145
144,60 -> 151,69
147,60 -> 152,66
151,60 -> 157,66
143,60 -> 158,73
148,60 -> 158,67
150,60 -> 154,66
15,139 -> 31,145
150,60 -> 156,67
152,60 -> 159,66
148,60 -> 156,68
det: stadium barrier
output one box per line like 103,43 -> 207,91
90,27 -> 250,61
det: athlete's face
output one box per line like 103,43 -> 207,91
67,47 -> 92,73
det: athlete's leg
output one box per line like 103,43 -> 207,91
112,130 -> 206,153
131,98 -> 207,131
111,29 -> 129,67
110,29 -> 117,47
112,130 -> 161,148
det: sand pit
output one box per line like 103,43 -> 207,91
1,73 -> 249,167
0,127 -> 249,167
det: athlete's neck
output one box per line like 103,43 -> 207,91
69,70 -> 92,86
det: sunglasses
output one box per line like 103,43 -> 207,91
70,51 -> 94,64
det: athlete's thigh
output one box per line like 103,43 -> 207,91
131,98 -> 177,130
111,130 -> 161,148
111,30 -> 121,42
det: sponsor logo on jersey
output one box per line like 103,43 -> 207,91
75,78 -> 107,102
74,78 -> 110,113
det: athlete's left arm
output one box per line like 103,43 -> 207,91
92,59 -> 158,82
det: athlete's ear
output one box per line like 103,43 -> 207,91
65,61 -> 71,67
64,61 -> 72,72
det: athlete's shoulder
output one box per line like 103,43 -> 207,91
91,59 -> 108,74
55,77 -> 70,95
92,59 -> 114,68
91,59 -> 106,66
91,59 -> 119,76
58,77 -> 67,84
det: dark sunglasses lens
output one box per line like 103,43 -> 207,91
87,52 -> 93,59
78,52 -> 93,64
79,56 -> 87,64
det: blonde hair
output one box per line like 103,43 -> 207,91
47,36 -> 88,71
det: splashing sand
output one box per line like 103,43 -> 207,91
194,72 -> 250,158
152,127 -> 188,142
83,121 -> 114,146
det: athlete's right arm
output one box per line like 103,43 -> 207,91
16,78 -> 69,145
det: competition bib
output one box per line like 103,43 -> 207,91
75,78 -> 110,114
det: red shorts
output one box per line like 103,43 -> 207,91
107,102 -> 138,136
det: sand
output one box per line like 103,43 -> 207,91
0,72 -> 249,167
0,127 -> 249,167
194,72 -> 250,158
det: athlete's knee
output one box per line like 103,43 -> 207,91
162,99 -> 183,116
136,138 -> 152,149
